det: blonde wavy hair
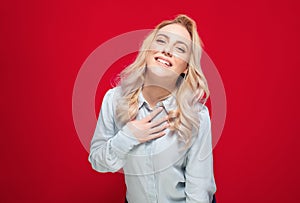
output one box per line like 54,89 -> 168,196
115,14 -> 210,146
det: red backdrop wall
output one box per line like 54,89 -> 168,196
1,0 -> 299,202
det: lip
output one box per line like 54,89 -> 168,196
154,56 -> 173,68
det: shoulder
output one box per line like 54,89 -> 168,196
195,103 -> 211,125
187,104 -> 212,157
104,86 -> 121,97
192,103 -> 211,142
101,86 -> 122,112
102,86 -> 122,102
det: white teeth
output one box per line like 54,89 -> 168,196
157,58 -> 170,66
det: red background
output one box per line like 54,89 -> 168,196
1,0 -> 300,202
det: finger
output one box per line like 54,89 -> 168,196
142,107 -> 163,122
150,115 -> 169,128
148,131 -> 166,141
149,123 -> 169,134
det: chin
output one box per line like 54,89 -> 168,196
146,65 -> 179,78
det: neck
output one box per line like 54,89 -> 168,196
142,85 -> 172,108
142,66 -> 179,107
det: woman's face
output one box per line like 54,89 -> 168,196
146,23 -> 192,75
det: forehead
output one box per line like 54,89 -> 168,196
157,23 -> 191,42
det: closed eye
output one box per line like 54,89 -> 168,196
176,47 -> 186,53
156,39 -> 166,44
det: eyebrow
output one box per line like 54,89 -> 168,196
156,33 -> 190,49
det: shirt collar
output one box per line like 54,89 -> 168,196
138,91 -> 177,112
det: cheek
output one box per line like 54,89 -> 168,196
173,52 -> 190,68
174,58 -> 188,73
145,51 -> 155,64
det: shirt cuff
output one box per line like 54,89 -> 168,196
110,125 -> 140,159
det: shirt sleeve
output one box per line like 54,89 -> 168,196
88,88 -> 140,172
185,105 -> 217,203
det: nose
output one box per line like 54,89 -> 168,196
162,45 -> 173,57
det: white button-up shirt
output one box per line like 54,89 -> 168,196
89,87 -> 216,203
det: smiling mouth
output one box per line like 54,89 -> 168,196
154,57 -> 172,68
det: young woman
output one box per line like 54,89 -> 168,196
89,14 -> 217,203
